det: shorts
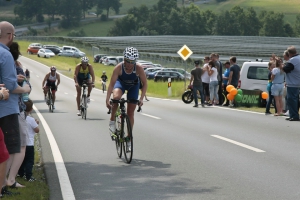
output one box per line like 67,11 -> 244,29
271,83 -> 284,96
0,128 -> 9,163
202,82 -> 210,96
114,79 -> 139,100
18,112 -> 28,147
46,81 -> 57,91
77,76 -> 91,87
0,114 -> 21,154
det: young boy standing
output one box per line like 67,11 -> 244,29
18,99 -> 39,182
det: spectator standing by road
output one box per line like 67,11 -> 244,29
282,50 -> 290,116
265,61 -> 277,115
18,99 -> 39,182
201,56 -> 210,104
216,54 -> 223,105
208,60 -> 219,106
271,57 -> 285,116
190,60 -> 205,107
222,61 -> 230,106
0,21 -> 30,197
282,46 -> 300,121
227,56 -> 240,107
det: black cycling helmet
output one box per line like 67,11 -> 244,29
50,66 -> 56,71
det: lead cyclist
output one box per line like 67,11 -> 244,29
106,47 -> 147,142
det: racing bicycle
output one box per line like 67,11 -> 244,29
102,80 -> 106,93
46,87 -> 54,113
80,80 -> 88,120
108,98 -> 141,164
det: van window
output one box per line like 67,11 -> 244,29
247,66 -> 269,80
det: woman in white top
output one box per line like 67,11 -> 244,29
271,57 -> 285,116
201,56 -> 210,103
208,60 -> 219,105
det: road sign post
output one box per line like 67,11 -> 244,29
177,45 -> 193,90
168,78 -> 172,96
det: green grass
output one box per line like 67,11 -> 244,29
192,0 -> 300,24
51,19 -> 116,37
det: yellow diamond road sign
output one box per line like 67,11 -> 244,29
177,45 -> 193,61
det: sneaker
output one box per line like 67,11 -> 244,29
265,111 -> 272,115
27,177 -> 36,182
201,104 -> 205,108
77,110 -> 81,116
284,110 -> 289,116
127,141 -> 131,152
87,96 -> 90,104
193,104 -> 198,107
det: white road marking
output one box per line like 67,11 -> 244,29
64,92 -> 68,95
91,99 -> 95,101
140,113 -> 161,119
33,105 -> 75,200
211,135 -> 265,153
36,75 -> 39,78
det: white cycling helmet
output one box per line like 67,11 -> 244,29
50,66 -> 56,71
103,71 -> 106,74
123,47 -> 139,60
81,56 -> 89,63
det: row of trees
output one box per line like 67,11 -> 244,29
108,0 -> 300,37
6,0 -> 121,28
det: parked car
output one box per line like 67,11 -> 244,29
116,56 -> 124,64
144,67 -> 162,76
29,43 -> 42,48
27,46 -> 41,54
99,56 -> 107,64
44,47 -> 61,55
147,71 -> 159,80
58,50 -> 75,57
94,54 -> 107,63
103,56 -> 118,66
61,46 -> 85,57
154,71 -> 185,82
37,49 -> 55,58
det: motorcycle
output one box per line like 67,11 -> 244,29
182,85 -> 201,104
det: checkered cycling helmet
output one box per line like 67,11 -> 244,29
123,47 -> 139,60
50,66 -> 56,71
81,56 -> 89,63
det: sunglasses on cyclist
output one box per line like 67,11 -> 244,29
125,58 -> 136,64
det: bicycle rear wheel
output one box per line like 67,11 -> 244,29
114,113 -> 122,157
123,114 -> 133,164
83,94 -> 87,120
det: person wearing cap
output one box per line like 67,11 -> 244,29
42,66 -> 60,109
189,60 -> 206,107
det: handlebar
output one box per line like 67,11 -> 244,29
107,98 -> 142,114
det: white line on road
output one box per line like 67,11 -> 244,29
36,75 -> 39,78
140,113 -> 161,119
211,135 -> 265,153
64,92 -> 68,94
33,105 -> 75,200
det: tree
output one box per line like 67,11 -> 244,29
183,4 -> 206,35
58,0 -> 82,28
261,11 -> 285,36
294,14 -> 300,36
96,0 -> 121,19
244,7 -> 261,36
108,14 -> 137,36
165,8 -> 186,35
201,10 -> 217,35
79,0 -> 95,19
14,0 -> 45,22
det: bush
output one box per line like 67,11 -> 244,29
100,14 -> 107,21
67,28 -> 86,37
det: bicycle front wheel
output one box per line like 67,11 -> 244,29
48,92 -> 53,112
123,114 -> 133,164
115,114 -> 122,158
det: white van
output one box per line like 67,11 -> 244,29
238,61 -> 269,92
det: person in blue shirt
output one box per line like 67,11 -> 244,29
0,21 -> 31,196
222,61 -> 230,106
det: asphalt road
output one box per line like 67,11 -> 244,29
20,56 -> 300,200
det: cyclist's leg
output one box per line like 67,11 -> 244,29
76,79 -> 83,111
110,88 -> 123,121
87,78 -> 92,97
126,84 -> 139,130
43,85 -> 49,100
51,85 -> 57,104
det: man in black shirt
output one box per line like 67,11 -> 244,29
190,60 -> 206,107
